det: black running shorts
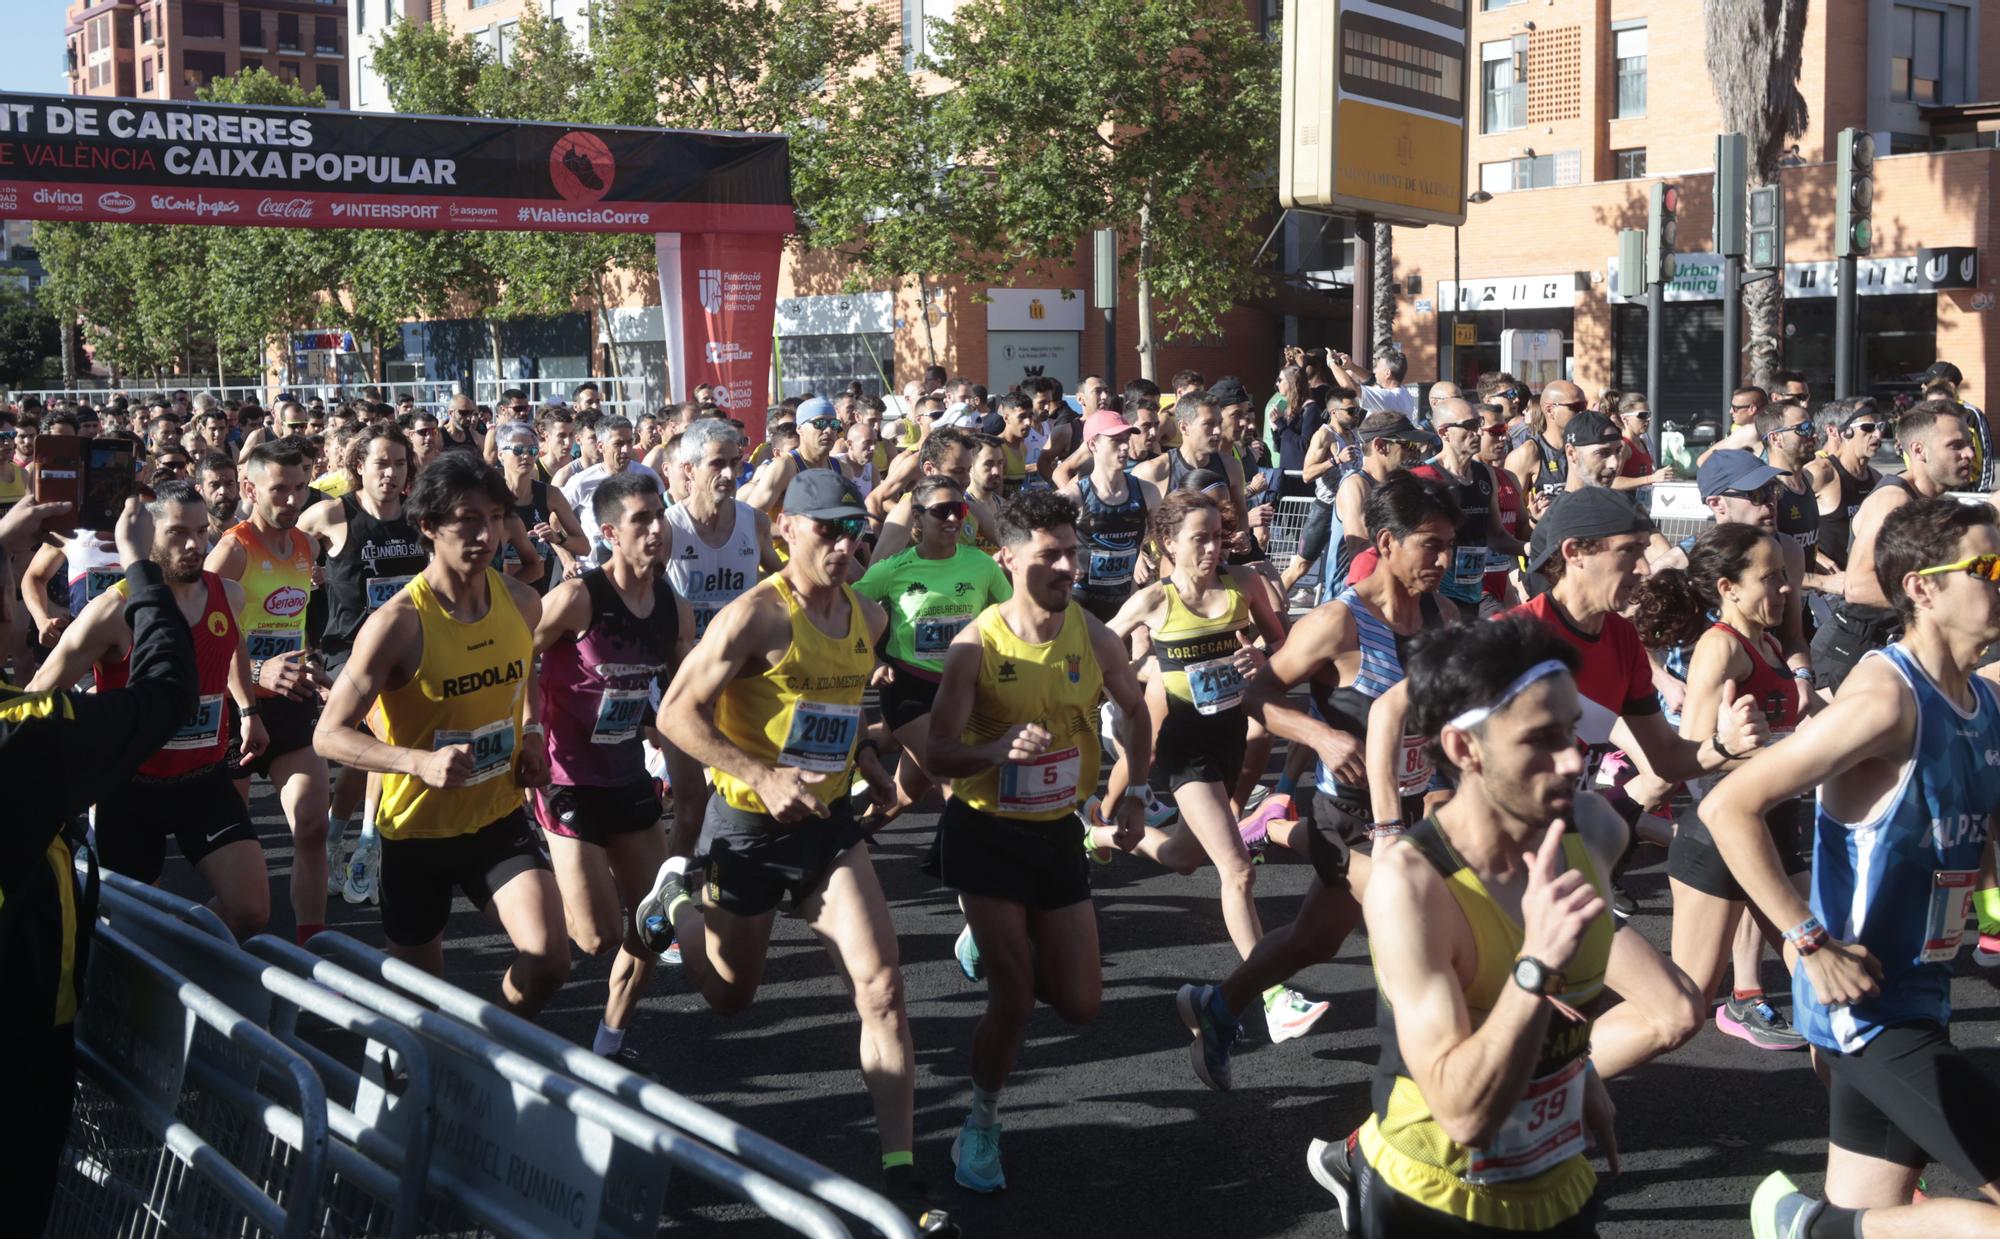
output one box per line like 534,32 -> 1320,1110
925,797 -> 1091,910
1667,796 -> 1808,902
1825,1021 -> 2000,1183
96,766 -> 258,883
1306,789 -> 1425,888
1351,1148 -> 1601,1237
533,779 -> 663,846
696,797 -> 867,917
878,667 -> 941,734
378,809 -> 549,946
226,691 -> 321,779
1152,703 -> 1248,793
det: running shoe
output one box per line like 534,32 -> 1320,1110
950,1118 -> 1005,1193
1974,933 -> 2000,968
1237,792 -> 1296,850
341,831 -> 381,905
635,856 -> 692,956
1306,1133 -> 1359,1232
1142,789 -> 1179,829
953,923 -> 984,983
1750,1170 -> 1819,1239
658,938 -> 683,967
1175,982 -> 1240,1091
1717,994 -> 1808,1051
325,821 -> 348,896
1608,882 -> 1637,919
1264,987 -> 1330,1043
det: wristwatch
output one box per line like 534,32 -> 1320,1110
1511,956 -> 1567,997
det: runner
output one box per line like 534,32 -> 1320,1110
1327,412 -> 1428,590
1412,397 -> 1524,619
1505,380 -> 1587,509
738,396 -> 842,513
1060,410 -> 1158,622
496,420 -> 590,590
1312,616 -> 1620,1236
1802,399 -> 1883,628
1705,498 -> 2000,1235
1479,400 -> 1527,609
872,428 -> 999,560
631,470 -> 915,1203
1758,402 -> 1845,604
533,471 -> 693,1060
922,488 -> 1152,1193
1134,394 -> 1250,537
559,415 -> 663,566
1279,390 -> 1363,596
206,440 -> 336,941
29,480 -> 271,938
313,452 -> 571,1012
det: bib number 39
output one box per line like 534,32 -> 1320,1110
779,701 -> 862,773
1464,1056 -> 1587,1185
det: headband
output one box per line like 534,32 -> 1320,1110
1444,660 -> 1569,734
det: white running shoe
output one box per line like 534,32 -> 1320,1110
342,832 -> 381,905
1265,988 -> 1330,1043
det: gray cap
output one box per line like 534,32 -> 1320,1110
783,468 -> 870,520
1527,488 -> 1653,569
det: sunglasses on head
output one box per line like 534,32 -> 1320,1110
810,516 -> 868,542
1917,554 -> 2000,583
919,499 -> 969,522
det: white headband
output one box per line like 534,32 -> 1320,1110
1444,660 -> 1569,734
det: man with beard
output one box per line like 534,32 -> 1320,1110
32,481 -> 270,938
207,441 -> 335,942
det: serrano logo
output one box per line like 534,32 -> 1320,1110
257,196 -> 315,220
263,585 -> 308,617
549,131 -> 614,204
440,660 -> 525,698
98,191 -> 136,215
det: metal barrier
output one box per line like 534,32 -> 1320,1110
474,375 -> 646,417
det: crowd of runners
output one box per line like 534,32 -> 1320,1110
9,351 -> 2000,1236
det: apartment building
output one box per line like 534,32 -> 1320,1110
66,0 -> 351,105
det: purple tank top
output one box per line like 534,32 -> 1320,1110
541,568 -> 682,787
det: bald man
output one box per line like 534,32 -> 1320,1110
1422,381 -> 1462,433
1504,379 -> 1587,506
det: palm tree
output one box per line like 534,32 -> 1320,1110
1704,0 -> 1811,391
1371,221 -> 1395,362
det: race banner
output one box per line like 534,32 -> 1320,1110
0,91 -> 792,235
655,232 -> 784,426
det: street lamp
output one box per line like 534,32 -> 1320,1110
1452,190 -> 1494,386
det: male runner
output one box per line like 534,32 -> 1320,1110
313,453 -> 571,1012
1412,397 -> 1524,619
1061,410 -> 1158,621
206,441 -> 336,940
1709,498 -> 2000,1236
1280,390 -> 1364,596
872,429 -> 999,560
534,471 -> 693,1059
31,481 -> 270,937
560,415 -> 663,566
1506,381 -> 1588,508
924,489 -> 1151,1192
1756,402 -> 1842,596
632,470 -> 914,1201
1134,394 -> 1249,534
1803,400 -> 1883,605
1699,385 -> 1772,468
738,396 -> 842,512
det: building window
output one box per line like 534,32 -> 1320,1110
184,3 -> 224,39
278,14 -> 301,51
1613,147 -> 1647,179
278,60 -> 300,83
1479,150 -> 1580,194
318,64 -> 341,99
496,19 -> 518,64
1481,37 -> 1527,133
1890,4 -> 1948,104
1614,25 -> 1646,118
183,49 -> 226,87
138,7 -> 152,43
316,16 -> 340,53
470,0 -> 493,7
141,57 -> 154,93
240,9 -> 264,47
1481,0 -> 1524,8
902,0 -> 959,71
357,54 -> 370,105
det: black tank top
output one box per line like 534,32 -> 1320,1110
1819,456 -> 1878,569
1773,476 -> 1819,553
1841,473 -> 1911,625
1073,472 -> 1148,604
321,495 -> 428,655
508,480 -> 559,593
1532,434 -> 1568,497
1168,447 -> 1216,493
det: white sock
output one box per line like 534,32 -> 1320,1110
968,1084 -> 1000,1129
592,1021 -> 626,1056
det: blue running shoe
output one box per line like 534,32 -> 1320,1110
950,1118 -> 1005,1193
1176,982 -> 1241,1091
953,923 -> 984,983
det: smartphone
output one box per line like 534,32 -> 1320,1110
33,436 -> 83,536
79,439 -> 137,533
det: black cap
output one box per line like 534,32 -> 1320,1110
1357,411 -> 1434,445
1527,488 -> 1652,569
1563,410 -> 1623,447
783,468 -> 870,520
1922,360 -> 1963,385
1207,377 -> 1251,408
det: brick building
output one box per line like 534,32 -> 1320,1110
66,0 -> 350,105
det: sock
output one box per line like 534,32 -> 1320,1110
296,923 -> 325,945
881,1150 -> 914,1172
591,1021 -> 626,1056
328,815 -> 349,848
1207,984 -> 1239,1024
1805,1202 -> 1861,1239
666,890 -> 692,926
1976,886 -> 2000,936
1732,987 -> 1764,1003
968,1085 -> 1000,1129
1262,985 -> 1286,1011
360,791 -> 381,840
1275,772 -> 1298,796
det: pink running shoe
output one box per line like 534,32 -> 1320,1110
1238,792 -> 1296,849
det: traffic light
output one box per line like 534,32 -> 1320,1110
1645,181 -> 1679,286
1615,228 -> 1647,299
1715,133 -> 1747,258
1836,127 -> 1875,258
1747,184 -> 1784,272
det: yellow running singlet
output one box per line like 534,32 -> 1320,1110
376,570 -> 533,841
712,575 -> 874,814
955,602 -> 1103,822
1154,579 -> 1249,713
222,521 -> 315,693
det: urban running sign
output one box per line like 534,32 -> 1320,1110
0,91 -> 793,235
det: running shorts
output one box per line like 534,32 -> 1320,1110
1306,789 -> 1425,889
1152,703 -> 1248,793
96,765 -> 258,882
1350,1149 -> 1601,1237
227,691 -> 321,779
879,667 -> 941,733
533,778 -> 663,846
1811,606 -> 1902,694
1825,1021 -> 2000,1184
378,809 -> 549,946
925,797 -> 1091,911
696,797 -> 867,917
1666,796 -> 1808,901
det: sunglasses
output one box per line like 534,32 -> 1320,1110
285,421 -> 309,430
412,426 -> 439,435
1478,424 -> 1510,436
810,516 -> 868,542
1549,399 -> 1588,413
1724,482 -> 1780,505
1917,554 -> 2000,583
0,432 -> 16,442
1730,403 -> 1762,412
1625,411 -> 1651,422
919,500 -> 969,522
500,443 -> 535,456
807,417 -> 843,431
1437,419 -> 1480,434
1846,421 -> 1882,435
1771,423 -> 1818,438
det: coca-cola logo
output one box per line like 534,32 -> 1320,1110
257,197 -> 314,220
263,585 -> 308,617
97,191 -> 135,215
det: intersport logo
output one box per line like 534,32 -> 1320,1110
97,191 -> 135,215
257,197 -> 315,220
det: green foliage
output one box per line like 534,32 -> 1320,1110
0,282 -> 62,386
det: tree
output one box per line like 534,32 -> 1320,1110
1372,222 -> 1395,363
1705,0 -> 1810,391
0,282 -> 61,387
923,0 -> 1280,380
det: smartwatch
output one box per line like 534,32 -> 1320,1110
1511,956 -> 1567,997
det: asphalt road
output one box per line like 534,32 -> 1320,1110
169,782 -> 2000,1238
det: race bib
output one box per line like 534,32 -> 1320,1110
1464,1056 -> 1587,1186
433,718 -> 517,786
998,745 -> 1082,815
778,700 -> 862,773
85,567 -> 122,601
1088,548 -> 1137,587
1452,544 -> 1486,589
164,693 -> 225,751
246,629 -> 303,661
913,613 -> 970,658
691,604 -> 723,640
1184,655 -> 1244,715
1397,733 -> 1434,795
1922,869 -> 1978,963
365,574 -> 413,612
591,688 -> 650,746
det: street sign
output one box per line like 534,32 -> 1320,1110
1278,0 -> 1471,226
1454,322 -> 1478,346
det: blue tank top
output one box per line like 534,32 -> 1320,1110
1314,587 -> 1441,800
1796,643 -> 2000,1053
1073,473 -> 1148,602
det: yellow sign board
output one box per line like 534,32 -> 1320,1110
1454,322 -> 1478,346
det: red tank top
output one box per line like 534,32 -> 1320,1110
1712,621 -> 1803,734
96,572 -> 240,777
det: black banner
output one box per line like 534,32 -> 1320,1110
0,90 -> 792,234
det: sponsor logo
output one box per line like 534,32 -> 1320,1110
467,639 -> 493,651
150,193 -> 240,218
0,188 -> 17,211
1988,749 -> 2000,767
513,205 -> 649,226
703,340 -> 754,364
1065,653 -> 1081,683
263,585 -> 308,617
97,191 -> 136,215
206,612 -> 229,637
440,660 -> 525,698
448,203 -> 500,221
698,268 -> 722,315
34,188 -> 83,210
998,660 -> 1017,683
549,130 -> 615,204
332,201 -> 440,221
257,196 -> 315,220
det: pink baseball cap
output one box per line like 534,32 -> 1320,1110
1084,410 -> 1136,441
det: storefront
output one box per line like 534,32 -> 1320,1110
1434,274 -> 1584,391
775,291 -> 896,399
986,288 -> 1084,393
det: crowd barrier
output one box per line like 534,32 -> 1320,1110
46,872 -> 918,1239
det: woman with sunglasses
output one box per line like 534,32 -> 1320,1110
1631,521 -> 1818,1052
1611,392 -> 1674,513
854,477 -> 1012,815
495,421 -> 590,592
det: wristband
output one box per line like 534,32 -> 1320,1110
1711,734 -> 1750,763
251,658 -> 265,685
1120,783 -> 1152,806
1367,819 -> 1405,840
238,702 -> 261,718
521,723 -> 545,738
1784,916 -> 1828,955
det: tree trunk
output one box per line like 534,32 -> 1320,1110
1136,189 -> 1158,382
914,274 -> 938,369
60,318 -> 75,390
488,319 -> 504,403
1371,221 -> 1395,361
216,337 -> 227,390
